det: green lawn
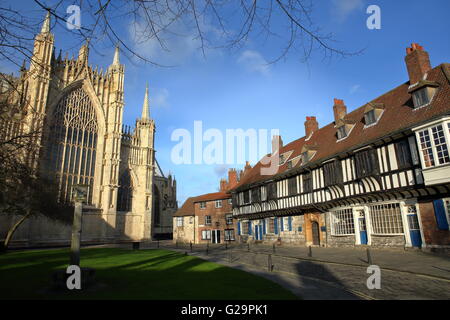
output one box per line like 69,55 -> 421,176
0,248 -> 297,300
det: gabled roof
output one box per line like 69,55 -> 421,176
173,191 -> 231,217
231,63 -> 450,192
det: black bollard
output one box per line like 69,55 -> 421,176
367,248 -> 373,265
308,246 -> 312,257
190,241 -> 193,252
176,241 -> 178,248
268,254 -> 273,272
206,243 -> 209,255
225,242 -> 228,250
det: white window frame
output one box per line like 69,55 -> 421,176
330,208 -> 355,236
443,198 -> 450,230
202,230 -> 211,240
225,214 -> 233,225
215,200 -> 222,208
368,202 -> 404,235
199,201 -> 206,209
176,217 -> 183,227
414,118 -> 450,169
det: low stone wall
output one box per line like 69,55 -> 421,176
370,234 -> 406,247
327,235 -> 356,247
0,210 -> 146,248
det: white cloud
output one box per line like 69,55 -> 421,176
237,50 -> 270,75
350,84 -> 360,94
152,87 -> 170,108
332,0 -> 364,22
127,8 -> 224,66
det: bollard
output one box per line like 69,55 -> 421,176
206,243 -> 209,255
367,248 -> 373,265
225,242 -> 228,250
273,243 -> 276,253
190,241 -> 193,252
176,241 -> 178,248
268,254 -> 273,272
308,246 -> 312,257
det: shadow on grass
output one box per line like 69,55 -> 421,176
0,248 -> 297,300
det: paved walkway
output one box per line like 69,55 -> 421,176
143,241 -> 450,300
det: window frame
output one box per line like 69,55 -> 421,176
330,209 -> 355,236
201,230 -> 211,240
224,229 -> 235,241
412,87 -> 430,108
416,122 -> 450,169
199,201 -> 206,209
215,200 -> 222,208
205,215 -> 212,225
176,217 -> 183,227
225,214 -> 233,225
394,138 -> 413,169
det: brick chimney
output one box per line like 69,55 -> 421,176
272,135 -> 283,154
219,178 -> 227,192
405,43 -> 431,84
304,116 -> 318,138
228,169 -> 238,189
333,98 -> 347,123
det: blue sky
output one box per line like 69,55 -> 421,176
1,0 -> 449,205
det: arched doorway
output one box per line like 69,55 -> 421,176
312,221 -> 320,246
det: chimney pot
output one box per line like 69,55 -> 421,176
333,98 -> 347,123
304,116 -> 319,138
405,43 -> 431,84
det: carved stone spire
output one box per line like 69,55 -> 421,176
112,45 -> 120,65
141,83 -> 150,120
41,11 -> 51,33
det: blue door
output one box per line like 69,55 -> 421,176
254,225 -> 259,240
359,216 -> 368,245
259,225 -> 263,240
407,214 -> 422,247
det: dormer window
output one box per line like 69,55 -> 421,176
409,80 -> 438,109
279,154 -> 285,165
363,102 -> 384,127
412,87 -> 430,107
337,126 -> 347,139
301,145 -> 318,164
364,110 -> 376,125
336,119 -> 355,141
287,160 -> 293,169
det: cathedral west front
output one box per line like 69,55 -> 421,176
0,13 -> 177,245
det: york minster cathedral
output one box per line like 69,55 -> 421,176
0,13 -> 177,245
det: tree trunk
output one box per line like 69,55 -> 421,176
2,210 -> 32,251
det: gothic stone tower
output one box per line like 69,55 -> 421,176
3,12 -> 157,242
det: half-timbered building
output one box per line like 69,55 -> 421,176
230,44 -> 450,251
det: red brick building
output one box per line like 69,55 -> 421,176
173,168 -> 244,244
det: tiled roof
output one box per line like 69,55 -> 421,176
173,191 -> 231,216
231,63 -> 450,192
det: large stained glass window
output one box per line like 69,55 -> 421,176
47,87 -> 98,204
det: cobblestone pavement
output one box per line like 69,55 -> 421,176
140,241 -> 450,300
